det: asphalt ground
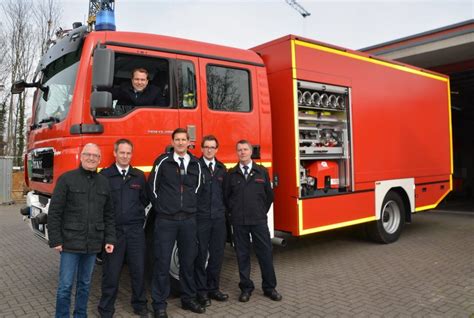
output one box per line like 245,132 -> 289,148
0,202 -> 473,317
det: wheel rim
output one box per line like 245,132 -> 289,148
168,243 -> 209,281
170,242 -> 180,280
381,199 -> 401,234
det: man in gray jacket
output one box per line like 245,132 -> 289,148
48,143 -> 116,318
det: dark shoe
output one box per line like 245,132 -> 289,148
264,289 -> 282,301
182,299 -> 205,314
239,291 -> 251,302
209,290 -> 229,302
133,307 -> 149,317
154,309 -> 167,318
197,294 -> 211,307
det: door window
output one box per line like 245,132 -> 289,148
206,65 -> 251,112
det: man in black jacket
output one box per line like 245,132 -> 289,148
194,135 -> 229,307
98,139 -> 150,317
48,143 -> 116,318
224,140 -> 282,303
112,68 -> 166,113
148,128 -> 204,317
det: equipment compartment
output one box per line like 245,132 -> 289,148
297,80 -> 352,197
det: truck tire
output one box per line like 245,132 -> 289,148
144,225 -> 180,295
169,242 -> 181,296
367,191 -> 405,243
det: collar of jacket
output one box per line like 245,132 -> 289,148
165,151 -> 199,164
126,82 -> 158,95
230,161 -> 258,176
199,156 -> 225,170
103,164 -> 140,177
79,165 -> 98,177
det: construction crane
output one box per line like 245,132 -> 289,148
88,0 -> 115,30
286,0 -> 311,18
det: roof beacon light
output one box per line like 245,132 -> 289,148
96,8 -> 116,31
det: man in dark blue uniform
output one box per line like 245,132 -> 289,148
148,128 -> 204,318
224,140 -> 282,303
194,135 -> 229,307
98,139 -> 150,317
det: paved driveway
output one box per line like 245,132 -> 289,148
0,203 -> 473,317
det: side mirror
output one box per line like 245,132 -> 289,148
11,80 -> 26,94
11,80 -> 49,97
92,47 -> 115,90
91,91 -> 113,112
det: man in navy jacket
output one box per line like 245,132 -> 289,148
224,140 -> 282,303
112,68 -> 167,113
194,135 -> 229,307
98,139 -> 150,317
148,128 -> 204,317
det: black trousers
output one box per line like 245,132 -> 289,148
233,223 -> 277,293
98,224 -> 147,317
151,217 -> 198,311
195,217 -> 227,296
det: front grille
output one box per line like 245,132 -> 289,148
29,148 -> 54,183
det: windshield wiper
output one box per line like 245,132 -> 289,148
38,116 -> 60,125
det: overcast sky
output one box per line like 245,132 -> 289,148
57,0 -> 473,50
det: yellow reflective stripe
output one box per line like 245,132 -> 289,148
297,199 -> 303,235
101,163 -> 273,173
224,162 -> 272,169
294,40 -> 448,83
292,40 -> 300,191
98,166 -> 153,173
447,81 -> 454,175
299,216 -> 377,236
135,166 -> 153,173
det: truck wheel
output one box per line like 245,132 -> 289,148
169,242 -> 181,296
145,229 -> 181,295
169,243 -> 210,296
367,191 -> 405,243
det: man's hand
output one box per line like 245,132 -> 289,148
53,245 -> 63,252
104,244 -> 114,254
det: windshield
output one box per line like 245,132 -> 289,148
34,51 -> 80,125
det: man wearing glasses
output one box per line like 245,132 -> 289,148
194,135 -> 229,307
48,143 -> 116,318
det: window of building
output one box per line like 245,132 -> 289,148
206,65 -> 251,112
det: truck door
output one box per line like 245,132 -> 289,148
175,55 -> 201,154
198,58 -> 261,163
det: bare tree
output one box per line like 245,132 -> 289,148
0,22 -> 10,155
34,0 -> 63,55
0,0 -> 62,163
1,0 -> 35,161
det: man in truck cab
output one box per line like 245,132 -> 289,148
111,67 -> 167,112
98,139 -> 150,317
48,143 -> 116,318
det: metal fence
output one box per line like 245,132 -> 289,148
0,157 -> 13,204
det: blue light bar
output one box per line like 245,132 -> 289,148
96,9 -> 116,31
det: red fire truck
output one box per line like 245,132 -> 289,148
15,16 -> 452,249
